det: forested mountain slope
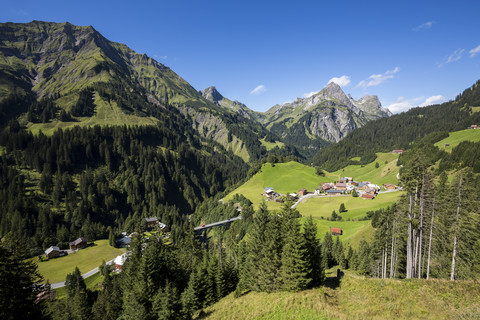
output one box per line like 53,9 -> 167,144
313,80 -> 480,171
0,21 -> 281,162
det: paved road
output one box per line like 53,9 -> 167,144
50,254 -> 124,289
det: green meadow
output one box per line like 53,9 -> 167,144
36,239 -> 124,283
260,138 -> 285,151
224,154 -> 402,246
434,128 -> 480,152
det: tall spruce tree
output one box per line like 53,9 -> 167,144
303,216 -> 325,287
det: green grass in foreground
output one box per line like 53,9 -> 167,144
36,239 -> 124,283
199,272 -> 480,320
434,128 -> 480,153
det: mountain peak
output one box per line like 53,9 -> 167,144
200,86 -> 224,104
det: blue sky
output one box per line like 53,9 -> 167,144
2,0 -> 480,113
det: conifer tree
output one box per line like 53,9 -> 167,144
303,216 -> 324,287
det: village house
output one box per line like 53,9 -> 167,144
391,150 -> 404,154
364,188 -> 377,195
298,188 -> 308,196
383,183 -> 396,190
314,188 -> 321,195
470,124 -> 479,129
331,227 -> 343,235
114,255 -> 127,271
351,181 -> 359,186
69,237 -> 88,250
158,222 -> 170,232
362,194 -> 375,200
335,182 -> 347,190
264,187 -> 275,197
116,235 -> 132,248
145,217 -> 158,228
321,182 -> 334,191
45,246 -> 60,259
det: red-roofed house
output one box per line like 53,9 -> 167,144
362,194 -> 375,200
331,227 -> 343,235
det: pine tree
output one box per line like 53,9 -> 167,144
303,216 -> 324,287
281,213 -> 310,291
152,282 -> 181,320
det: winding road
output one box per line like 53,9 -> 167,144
50,253 -> 126,289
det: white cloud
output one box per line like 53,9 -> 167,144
413,21 -> 434,31
153,54 -> 167,60
250,84 -> 266,95
356,67 -> 399,89
328,75 -> 351,87
387,95 -> 447,113
469,45 -> 480,58
438,48 -> 465,67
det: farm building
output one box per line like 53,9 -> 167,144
327,189 -> 344,195
298,188 -> 308,196
362,194 -> 375,200
331,227 -> 343,235
45,246 -> 60,259
69,237 -> 88,250
391,150 -> 404,154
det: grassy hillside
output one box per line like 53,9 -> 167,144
225,153 -> 400,210
434,128 -> 480,152
35,239 -> 124,283
224,155 -> 401,246
199,272 -> 480,320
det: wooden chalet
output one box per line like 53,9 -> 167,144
145,217 -> 158,228
331,227 -> 343,235
362,194 -> 375,200
69,237 -> 88,250
114,255 -> 127,271
383,183 -> 396,190
45,246 -> 60,259
298,188 -> 308,196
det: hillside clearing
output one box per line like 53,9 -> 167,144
434,128 -> 480,152
199,272 -> 480,320
35,239 -> 124,283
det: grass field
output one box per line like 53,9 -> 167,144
260,138 -> 285,151
224,156 -> 402,246
27,93 -> 159,136
434,128 -> 480,152
36,239 -> 124,283
297,191 -> 403,220
199,272 -> 480,320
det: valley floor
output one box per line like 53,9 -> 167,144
198,271 -> 480,320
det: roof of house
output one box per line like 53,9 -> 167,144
69,237 -> 87,246
45,246 -> 60,255
116,237 -> 132,245
327,189 -> 344,193
298,188 -> 307,192
336,183 -> 347,187
331,227 -> 342,233
158,222 -> 168,229
145,217 -> 158,223
114,255 -> 127,266
362,194 -> 375,199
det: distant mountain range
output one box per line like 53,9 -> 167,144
0,21 -> 391,161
